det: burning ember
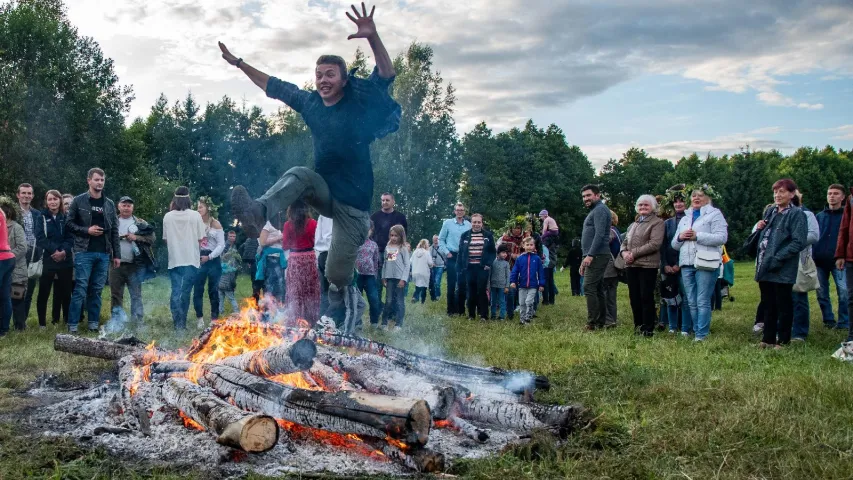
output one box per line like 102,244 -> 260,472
48,300 -> 584,474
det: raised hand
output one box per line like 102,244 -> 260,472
346,2 -> 377,40
218,42 -> 239,65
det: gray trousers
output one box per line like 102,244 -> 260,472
583,254 -> 610,327
518,287 -> 538,322
603,276 -> 619,326
258,167 -> 369,290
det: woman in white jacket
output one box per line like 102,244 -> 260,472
672,186 -> 728,341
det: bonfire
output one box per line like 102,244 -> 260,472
50,299 -> 585,474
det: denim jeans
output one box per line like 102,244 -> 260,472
0,258 -> 14,336
218,289 -> 238,315
356,274 -> 381,325
791,291 -> 811,339
169,266 -> 198,329
194,258 -> 221,320
431,266 -> 445,300
412,286 -> 428,303
816,266 -> 849,328
382,278 -> 406,326
506,286 -> 517,318
264,258 -> 285,302
69,252 -> 111,331
490,287 -> 506,318
680,266 -> 718,339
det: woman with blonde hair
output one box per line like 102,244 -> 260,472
410,239 -> 433,304
672,184 -> 729,342
381,224 -> 410,330
193,197 -> 225,327
620,195 -> 665,336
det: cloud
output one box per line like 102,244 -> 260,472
63,0 -> 853,129
581,132 -> 794,170
756,91 -> 823,110
829,125 -> 853,140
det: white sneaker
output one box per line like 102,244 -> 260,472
197,317 -> 206,329
753,323 -> 764,333
668,329 -> 676,334
391,326 -> 402,333
680,332 -> 690,337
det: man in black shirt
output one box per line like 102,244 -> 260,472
65,168 -> 120,333
224,3 -> 400,329
371,192 -> 407,302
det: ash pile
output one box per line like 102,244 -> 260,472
26,317 -> 585,476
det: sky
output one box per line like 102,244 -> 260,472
64,0 -> 853,169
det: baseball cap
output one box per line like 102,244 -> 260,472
119,196 -> 134,204
539,209 -> 548,216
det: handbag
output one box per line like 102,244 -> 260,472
26,215 -> 46,280
10,283 -> 27,300
793,255 -> 819,293
27,244 -> 43,279
694,249 -> 722,271
744,207 -> 774,257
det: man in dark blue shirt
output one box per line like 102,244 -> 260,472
222,3 -> 400,332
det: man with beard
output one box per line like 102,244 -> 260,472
580,185 -> 612,330
222,3 -> 400,330
65,168 -> 120,333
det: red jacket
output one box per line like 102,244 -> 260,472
835,189 -> 853,262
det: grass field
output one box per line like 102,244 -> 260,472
2,262 -> 853,479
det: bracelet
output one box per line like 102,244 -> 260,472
235,58 -> 243,68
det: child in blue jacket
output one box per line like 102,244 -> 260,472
510,237 -> 545,325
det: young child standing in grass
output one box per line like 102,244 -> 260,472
410,239 -> 433,304
490,245 -> 511,320
381,224 -> 410,331
510,237 -> 545,325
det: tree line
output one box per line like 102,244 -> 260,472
2,0 -> 851,259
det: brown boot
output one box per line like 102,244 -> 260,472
230,186 -> 266,238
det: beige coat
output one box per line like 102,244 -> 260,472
620,214 -> 664,269
8,220 -> 28,285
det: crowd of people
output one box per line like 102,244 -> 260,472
1,174 -> 853,353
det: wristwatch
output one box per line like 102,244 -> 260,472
235,58 -> 243,68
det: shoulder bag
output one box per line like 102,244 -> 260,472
26,216 -> 46,280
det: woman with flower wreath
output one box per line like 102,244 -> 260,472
671,184 -> 728,342
193,196 -> 225,327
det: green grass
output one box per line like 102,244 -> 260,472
2,263 -> 853,479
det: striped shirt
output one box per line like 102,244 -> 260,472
468,231 -> 484,264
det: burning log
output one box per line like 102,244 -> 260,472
161,378 -> 280,453
363,439 -> 446,473
456,396 -> 583,436
174,363 -> 432,446
308,362 -> 357,391
54,334 -> 151,361
315,347 -> 457,419
447,416 -> 489,443
307,331 -> 550,393
217,339 -> 316,376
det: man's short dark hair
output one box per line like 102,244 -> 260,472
316,55 -> 347,80
17,183 -> 32,193
581,184 -> 600,195
87,168 -> 105,179
829,184 -> 847,194
381,192 -> 394,200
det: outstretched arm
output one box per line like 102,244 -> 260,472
219,42 -> 270,91
346,3 -> 395,79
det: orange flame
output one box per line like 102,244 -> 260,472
267,372 -> 323,390
179,411 -> 205,431
275,419 -> 386,459
433,420 -> 452,429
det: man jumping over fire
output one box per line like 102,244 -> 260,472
220,2 -> 400,333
